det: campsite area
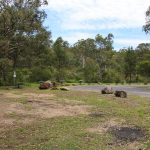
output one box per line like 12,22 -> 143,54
0,85 -> 150,150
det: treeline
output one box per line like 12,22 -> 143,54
0,0 -> 150,85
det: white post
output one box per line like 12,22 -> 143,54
13,71 -> 16,86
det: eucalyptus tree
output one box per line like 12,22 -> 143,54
74,39 -> 86,68
94,34 -> 114,81
123,47 -> 137,82
73,38 -> 96,68
136,43 -> 150,61
143,6 -> 150,34
53,37 -> 69,81
0,0 -> 51,84
136,43 -> 150,81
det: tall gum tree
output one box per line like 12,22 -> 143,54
0,0 -> 50,84
143,6 -> 150,34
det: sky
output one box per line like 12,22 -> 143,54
43,0 -> 150,50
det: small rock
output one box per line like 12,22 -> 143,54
60,87 -> 69,91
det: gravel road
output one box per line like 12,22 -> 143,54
70,85 -> 150,98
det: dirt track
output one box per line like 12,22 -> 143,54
70,85 -> 150,98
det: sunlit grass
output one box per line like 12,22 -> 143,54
0,86 -> 149,150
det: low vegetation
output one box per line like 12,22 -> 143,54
0,1 -> 150,149
0,87 -> 150,150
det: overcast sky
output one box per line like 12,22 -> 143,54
43,0 -> 150,50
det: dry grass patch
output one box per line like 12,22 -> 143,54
87,118 -> 125,134
0,88 -> 149,149
87,118 -> 148,149
7,100 -> 91,118
0,91 -> 92,127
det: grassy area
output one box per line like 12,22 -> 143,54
0,87 -> 150,150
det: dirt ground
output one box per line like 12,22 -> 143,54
0,92 -> 91,127
87,118 -> 147,149
0,90 -> 149,149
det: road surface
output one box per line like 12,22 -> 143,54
70,85 -> 150,98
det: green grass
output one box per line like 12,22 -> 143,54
0,117 -> 112,150
0,87 -> 150,150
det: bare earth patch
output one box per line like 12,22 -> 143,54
0,93 -> 23,99
110,126 -> 146,142
87,118 -> 147,149
126,141 -> 145,150
0,92 -> 55,100
7,100 -> 91,118
0,92 -> 91,126
22,93 -> 55,99
87,118 -> 125,134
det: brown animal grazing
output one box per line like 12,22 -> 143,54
114,90 -> 127,98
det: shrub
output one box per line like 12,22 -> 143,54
30,67 -> 53,82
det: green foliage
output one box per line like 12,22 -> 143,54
136,43 -> 150,82
0,58 -> 13,85
123,47 -> 137,82
143,6 -> 150,34
0,0 -> 50,85
0,1 -> 149,84
16,68 -> 31,83
102,69 -> 122,83
137,60 -> 150,78
53,37 -> 70,81
83,58 -> 99,83
66,79 -> 79,83
146,142 -> 150,149
30,67 -> 53,82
